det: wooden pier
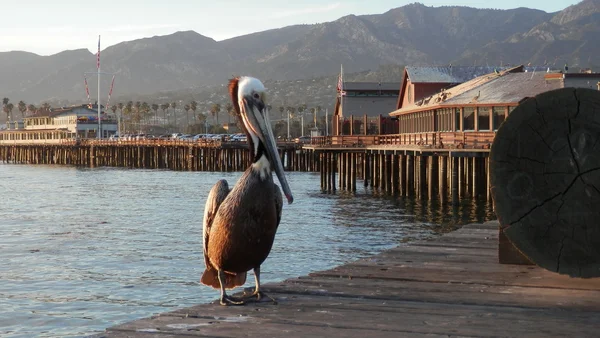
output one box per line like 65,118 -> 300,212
95,220 -> 600,337
0,140 -> 317,172
313,145 -> 491,204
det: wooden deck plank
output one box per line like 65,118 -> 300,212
96,221 -> 600,338
102,296 -> 599,338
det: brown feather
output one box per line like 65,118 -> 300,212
200,267 -> 247,289
202,179 -> 249,290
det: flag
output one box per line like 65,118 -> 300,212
337,64 -> 343,92
84,76 -> 91,102
106,75 -> 116,107
97,35 -> 101,69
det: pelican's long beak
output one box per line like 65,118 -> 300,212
241,98 -> 294,204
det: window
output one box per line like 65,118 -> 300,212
455,108 -> 461,131
463,107 -> 475,131
478,107 -> 490,131
408,85 -> 412,103
493,107 -> 506,130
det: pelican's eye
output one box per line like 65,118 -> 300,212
253,93 -> 260,100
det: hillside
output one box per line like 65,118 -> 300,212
0,0 -> 597,104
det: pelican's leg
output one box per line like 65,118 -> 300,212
218,270 -> 244,306
244,266 -> 277,304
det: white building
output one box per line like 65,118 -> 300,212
0,104 -> 117,144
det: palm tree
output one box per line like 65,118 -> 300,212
141,101 -> 150,126
279,106 -> 285,119
298,103 -> 307,114
190,100 -> 198,123
160,103 -> 169,126
41,102 -> 51,110
315,105 -> 323,128
124,101 -> 133,132
210,103 -> 221,125
151,103 -> 159,125
190,100 -> 197,120
184,104 -> 190,128
17,101 -> 26,119
3,98 -> 9,122
170,101 -> 177,127
6,103 -> 14,123
27,104 -> 36,116
224,103 -> 234,123
132,101 -> 141,131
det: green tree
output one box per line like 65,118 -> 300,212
27,104 -> 36,115
41,102 -> 51,110
224,103 -> 234,123
5,103 -> 14,122
151,103 -> 159,125
141,101 -> 150,124
210,103 -> 221,125
160,103 -> 169,126
2,98 -> 9,122
184,104 -> 191,129
190,100 -> 197,121
124,101 -> 133,132
170,101 -> 177,127
17,100 -> 26,119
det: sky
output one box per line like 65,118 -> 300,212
0,0 -> 581,56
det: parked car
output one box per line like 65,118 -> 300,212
295,136 -> 311,144
230,133 -> 247,142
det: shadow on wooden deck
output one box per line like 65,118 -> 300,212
94,221 -> 600,337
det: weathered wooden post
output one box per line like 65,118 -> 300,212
363,152 -> 370,187
491,88 -> 600,277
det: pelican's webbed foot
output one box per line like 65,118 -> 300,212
217,270 -> 245,306
242,267 -> 277,304
243,290 -> 277,304
220,294 -> 245,306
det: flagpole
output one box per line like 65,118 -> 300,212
97,35 -> 101,139
85,35 -> 117,140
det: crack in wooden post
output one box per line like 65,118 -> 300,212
491,88 -> 600,278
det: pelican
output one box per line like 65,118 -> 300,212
200,76 -> 293,305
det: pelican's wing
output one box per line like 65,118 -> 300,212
273,183 -> 283,229
202,179 -> 230,268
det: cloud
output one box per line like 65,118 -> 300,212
269,3 -> 342,19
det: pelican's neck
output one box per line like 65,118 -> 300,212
251,154 -> 271,180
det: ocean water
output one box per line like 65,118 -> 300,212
0,164 -> 495,337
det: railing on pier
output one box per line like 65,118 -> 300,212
311,131 -> 496,149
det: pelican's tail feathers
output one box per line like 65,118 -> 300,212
200,267 -> 247,290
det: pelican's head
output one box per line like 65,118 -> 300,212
229,76 -> 293,204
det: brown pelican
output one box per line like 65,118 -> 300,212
200,76 -> 294,305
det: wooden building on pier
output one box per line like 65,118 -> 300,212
333,81 -> 400,135
396,66 -> 510,110
388,65 -> 600,149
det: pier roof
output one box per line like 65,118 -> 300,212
343,82 -> 400,91
405,66 -> 507,84
30,104 -> 104,118
391,66 -> 566,116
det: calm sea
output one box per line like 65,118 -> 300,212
0,164 -> 495,337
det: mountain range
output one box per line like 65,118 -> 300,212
0,0 -> 598,105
